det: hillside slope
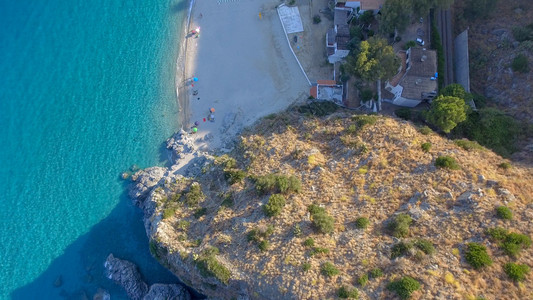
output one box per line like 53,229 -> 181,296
131,107 -> 533,299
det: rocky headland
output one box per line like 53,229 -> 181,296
129,106 -> 533,299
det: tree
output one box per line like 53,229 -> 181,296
440,83 -> 473,101
412,0 -> 433,18
426,95 -> 468,133
347,37 -> 400,82
379,0 -> 413,34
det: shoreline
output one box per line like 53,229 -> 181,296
175,0 -> 195,131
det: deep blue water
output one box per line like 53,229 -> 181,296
0,0 -> 188,298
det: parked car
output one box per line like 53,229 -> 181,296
416,38 -> 425,46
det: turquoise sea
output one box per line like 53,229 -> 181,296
0,0 -> 189,298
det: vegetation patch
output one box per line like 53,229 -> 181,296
454,139 -> 484,151
357,274 -> 369,287
387,276 -> 421,300
263,194 -> 286,217
248,225 -> 274,251
309,247 -> 330,256
308,204 -> 335,234
193,207 -> 207,219
498,162 -> 511,170
465,242 -> 492,269
495,206 -> 512,220
487,227 -> 531,257
303,238 -> 315,247
195,247 -> 231,285
387,214 -> 413,238
435,156 -> 460,170
414,239 -> 435,255
302,262 -> 311,272
297,101 -> 338,117
338,286 -> 358,299
504,262 -> 530,282
391,241 -> 413,259
163,207 -> 176,219
185,183 -> 204,206
421,142 -> 432,153
355,217 -> 370,229
369,268 -> 384,278
321,262 -> 340,277
255,174 -> 301,195
511,54 -> 529,73
418,126 -> 433,135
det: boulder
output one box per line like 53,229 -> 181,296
129,167 -> 167,201
104,254 -> 148,300
144,283 -> 191,300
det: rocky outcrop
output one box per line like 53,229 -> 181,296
144,284 -> 190,300
104,254 -> 191,300
104,254 -> 149,300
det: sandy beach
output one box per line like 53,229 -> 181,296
175,0 -> 310,163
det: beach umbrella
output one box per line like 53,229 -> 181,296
192,127 -> 198,133
194,121 -> 199,126
210,108 -> 215,113
193,77 -> 198,81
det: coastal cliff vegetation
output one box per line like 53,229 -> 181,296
135,104 -> 533,299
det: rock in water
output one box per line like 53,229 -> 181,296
104,254 -> 148,300
144,283 -> 191,300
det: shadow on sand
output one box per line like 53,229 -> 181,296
12,181 -> 201,299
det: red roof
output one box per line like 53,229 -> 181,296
310,86 -> 318,98
317,80 -> 336,85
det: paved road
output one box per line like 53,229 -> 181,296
437,9 -> 454,86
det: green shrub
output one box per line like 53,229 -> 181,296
352,115 -> 378,128
247,225 -> 274,243
498,162 -> 511,170
293,224 -> 302,237
220,193 -> 234,208
310,247 -> 330,256
263,194 -> 286,217
302,262 -> 311,272
419,126 -> 433,135
255,174 -> 301,195
403,40 -> 416,50
185,183 -> 204,206
504,262 -> 530,281
395,108 -> 412,120
512,54 -> 529,73
308,205 -> 335,234
369,268 -> 384,278
414,239 -> 435,255
338,286 -> 359,298
387,214 -> 413,238
487,227 -> 531,257
297,101 -> 338,117
313,15 -> 321,24
358,274 -> 369,287
421,142 -> 432,152
435,156 -> 460,170
495,206 -> 513,220
321,262 -> 340,277
193,207 -> 207,219
360,89 -> 374,102
163,208 -> 176,219
355,217 -> 370,229
175,220 -> 190,231
391,241 -> 413,259
303,238 -> 315,247
258,240 -> 270,252
195,249 -> 231,285
512,24 -> 533,42
455,139 -> 484,151
224,169 -> 246,185
465,242 -> 492,269
387,276 -> 421,300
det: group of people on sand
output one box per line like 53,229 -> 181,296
189,82 -> 216,134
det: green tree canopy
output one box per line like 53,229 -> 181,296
379,0 -> 412,34
426,95 -> 469,133
347,37 -> 400,82
440,83 -> 473,101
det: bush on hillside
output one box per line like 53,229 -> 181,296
498,162 -> 511,170
487,227 -> 531,257
421,142 -> 432,152
512,54 -> 529,73
255,174 -> 301,195
504,262 -> 530,282
387,214 -> 413,238
370,268 -> 384,278
185,183 -> 204,206
308,204 -> 335,234
419,126 -> 433,135
391,241 -> 413,259
465,242 -> 492,269
495,206 -> 513,220
435,156 -> 460,170
338,286 -> 359,298
355,217 -> 370,229
358,274 -> 369,287
454,139 -> 484,151
321,262 -> 340,277
195,247 -> 231,285
387,276 -> 421,300
414,239 -> 435,255
303,238 -> 315,247
263,194 -> 286,217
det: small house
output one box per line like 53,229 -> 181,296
327,7 -> 353,63
384,48 -> 438,107
310,80 -> 344,105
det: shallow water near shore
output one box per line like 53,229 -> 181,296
0,0 -> 188,298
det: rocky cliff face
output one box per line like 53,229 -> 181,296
130,112 -> 533,299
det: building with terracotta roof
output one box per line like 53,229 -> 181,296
383,48 -> 438,107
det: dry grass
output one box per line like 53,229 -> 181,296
151,111 -> 533,299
